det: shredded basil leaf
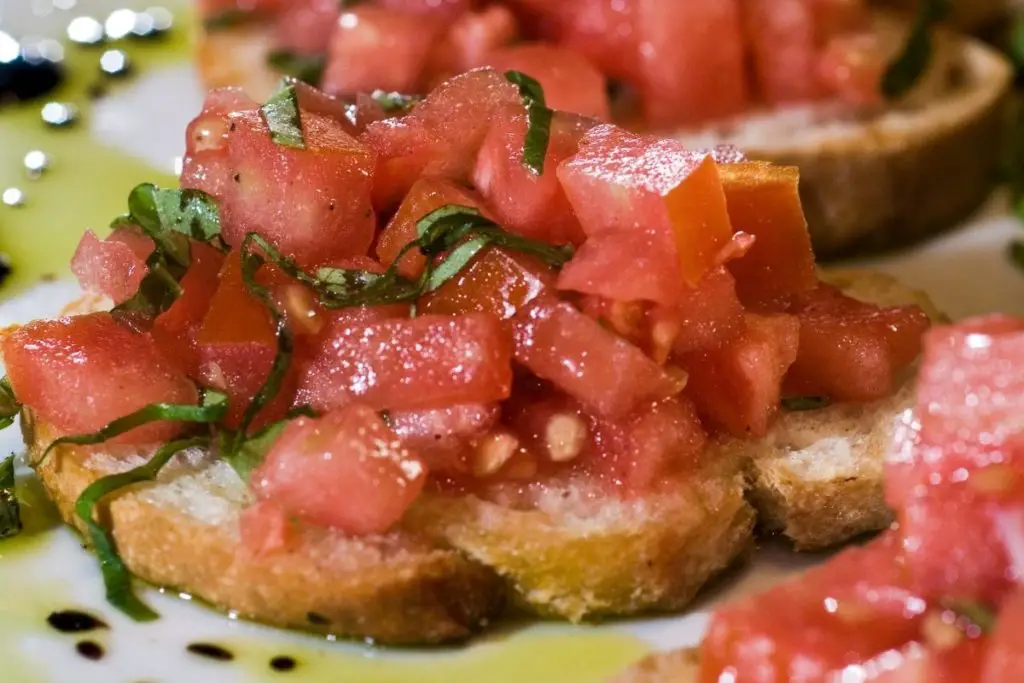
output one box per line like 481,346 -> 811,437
38,390 -> 229,466
369,89 -> 422,114
267,51 -> 326,87
781,396 -> 832,411
881,0 -> 951,99
75,435 -> 208,622
127,184 -> 223,245
504,70 -> 553,174
943,599 -> 997,634
261,83 -> 306,149
223,419 -> 289,482
0,377 -> 21,430
424,236 -> 490,293
0,455 -> 21,540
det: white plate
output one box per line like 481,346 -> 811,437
1,2 -> 1023,681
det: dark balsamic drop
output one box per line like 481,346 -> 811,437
75,640 -> 105,661
186,642 -> 235,662
47,610 -> 109,634
270,656 -> 298,672
0,256 -> 11,287
0,33 -> 64,102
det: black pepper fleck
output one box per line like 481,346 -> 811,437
47,610 -> 109,634
229,122 -> 237,132
75,640 -> 105,661
306,611 -> 330,626
270,655 -> 298,672
232,172 -> 241,183
186,643 -> 235,662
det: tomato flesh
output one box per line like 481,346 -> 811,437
983,587 -> 1024,681
274,0 -> 340,57
428,5 -> 520,83
666,266 -> 746,355
558,125 -> 734,291
718,162 -> 817,304
818,33 -> 885,107
239,500 -> 296,558
682,312 -> 800,437
296,313 -> 513,412
474,109 -> 593,247
253,405 -> 427,535
387,403 -> 499,473
484,43 -> 609,119
744,0 -> 822,104
2,313 -> 196,444
70,228 -> 154,304
180,88 -> 257,202
513,299 -> 682,418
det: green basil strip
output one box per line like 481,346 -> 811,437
0,377 -> 21,431
113,254 -> 185,319
267,51 -> 326,86
234,234 -> 296,445
369,89 -> 422,115
75,435 -> 209,622
943,599 -> 997,635
504,70 -> 553,175
881,0 -> 951,99
261,83 -> 306,149
39,390 -> 229,466
223,419 -> 289,482
0,455 -> 21,540
127,184 -> 223,256
781,396 -> 832,412
424,236 -> 490,293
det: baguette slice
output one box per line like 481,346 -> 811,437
731,269 -> 945,551
23,415 -> 506,645
193,13 -> 1011,258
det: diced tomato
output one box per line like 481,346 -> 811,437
2,313 -> 197,444
376,178 -> 487,278
321,8 -> 443,97
474,109 -> 593,246
811,0 -> 871,42
744,0 -> 823,104
180,88 -> 257,201
870,638 -> 988,683
427,5 -> 520,83
216,109 -> 376,268
151,241 -> 226,379
818,33 -> 885,107
296,313 -> 513,412
420,248 -> 555,329
635,0 -> 748,128
717,162 -> 817,304
682,312 -> 800,437
699,532 -> 927,683
665,266 -> 746,355
557,229 -> 679,306
239,501 -> 296,558
512,300 -> 682,418
557,125 -> 734,292
290,81 -> 358,131
483,43 -> 609,119
360,68 -> 521,209
387,403 -> 499,473
196,254 -> 292,430
253,405 -> 427,535
274,0 -> 340,57
376,0 -> 472,17
983,587 -> 1024,681
70,228 -> 154,304
784,285 -> 930,403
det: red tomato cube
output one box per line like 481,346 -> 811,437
321,7 -> 443,97
253,405 -> 427,535
239,500 -> 296,558
376,178 -> 487,279
3,313 -> 197,444
427,5 -> 520,83
180,87 -> 257,201
635,0 -> 749,128
274,0 -> 340,57
700,532 -> 927,683
784,285 -> 930,403
360,68 -> 522,209
217,109 -> 376,268
71,228 -> 154,304
558,124 -> 734,290
474,109 -> 593,246
744,0 -> 823,104
556,229 -> 680,306
376,0 -> 471,17
983,587 -> 1024,681
682,312 -> 800,437
665,266 -> 746,355
296,313 -> 513,412
717,162 -> 818,304
818,33 -> 885,108
483,43 -> 609,119
870,639 -> 988,683
387,403 -> 499,473
513,300 -> 683,418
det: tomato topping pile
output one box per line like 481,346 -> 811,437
201,0 -> 889,129
4,71 -> 928,547
699,315 -> 1024,683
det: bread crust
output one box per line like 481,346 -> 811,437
24,414 -> 506,645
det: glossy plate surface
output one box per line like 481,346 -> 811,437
0,2 -> 1022,681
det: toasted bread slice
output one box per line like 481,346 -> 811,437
727,269 -> 944,551
610,647 -> 700,683
409,455 -> 755,622
23,415 -> 505,645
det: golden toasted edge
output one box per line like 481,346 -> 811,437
24,414 -> 506,645
409,455 -> 756,622
747,27 -> 1012,254
609,647 -> 700,683
735,269 -> 944,550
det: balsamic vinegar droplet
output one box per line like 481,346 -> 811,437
0,32 -> 64,102
47,610 -> 109,633
186,643 -> 235,662
270,655 -> 298,672
75,640 -> 105,661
